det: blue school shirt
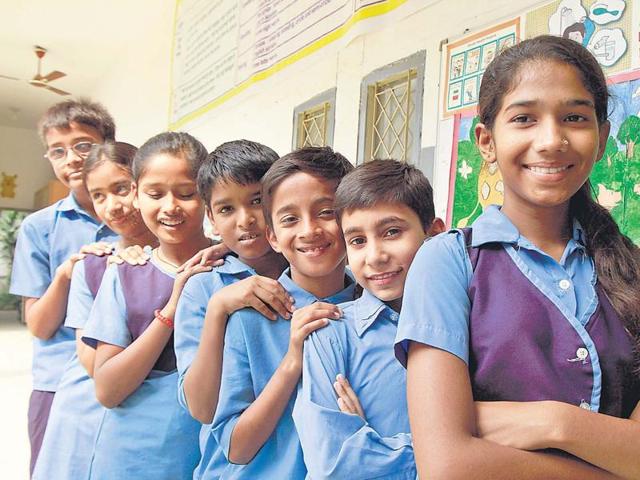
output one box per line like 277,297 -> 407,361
174,255 -> 255,480
10,194 -> 116,391
211,270 -> 355,479
395,204 -> 595,366
33,258 -> 108,480
293,288 -> 415,480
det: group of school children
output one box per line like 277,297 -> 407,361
11,35 -> 640,479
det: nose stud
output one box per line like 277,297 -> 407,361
560,138 -> 569,151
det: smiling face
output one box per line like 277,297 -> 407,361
85,160 -> 148,241
134,153 -> 205,247
44,122 -> 103,191
342,202 -> 427,310
208,180 -> 272,264
267,172 -> 346,295
476,60 -> 609,217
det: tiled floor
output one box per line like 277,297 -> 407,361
0,315 -> 31,479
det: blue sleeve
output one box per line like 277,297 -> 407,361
293,324 -> 414,479
64,261 -> 94,330
395,231 -> 473,366
174,273 -> 222,411
82,265 -> 131,349
210,312 -> 253,462
10,216 -> 51,298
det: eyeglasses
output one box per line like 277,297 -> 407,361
44,141 -> 97,161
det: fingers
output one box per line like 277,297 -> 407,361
69,253 -> 87,264
246,295 -> 278,321
200,243 -> 230,265
79,242 -> 113,256
293,304 -> 341,323
177,251 -> 203,273
117,245 -> 149,266
254,284 -> 292,319
336,374 -> 364,418
334,380 -> 356,414
337,397 -> 354,415
298,317 -> 329,338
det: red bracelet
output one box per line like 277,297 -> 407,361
154,309 -> 174,329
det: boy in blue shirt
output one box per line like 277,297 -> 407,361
293,160 -> 444,479
174,139 -> 293,479
10,99 -> 118,475
211,147 -> 355,478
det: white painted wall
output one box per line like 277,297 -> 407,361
92,0 -> 549,216
0,125 -> 54,210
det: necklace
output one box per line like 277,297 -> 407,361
154,248 -> 181,269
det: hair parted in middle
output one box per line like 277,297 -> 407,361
133,132 -> 207,182
335,159 -> 435,230
261,146 -> 354,229
197,139 -> 279,207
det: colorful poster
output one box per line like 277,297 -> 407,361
446,72 -> 640,243
442,18 -> 520,117
525,0 -> 632,74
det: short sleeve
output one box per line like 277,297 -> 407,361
210,312 -> 254,461
10,217 -> 51,298
395,232 -> 473,366
82,265 -> 131,349
65,260 -> 95,330
174,273 -> 222,409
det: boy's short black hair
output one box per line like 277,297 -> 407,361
197,139 -> 279,207
261,146 -> 354,229
37,98 -> 116,144
335,159 -> 435,229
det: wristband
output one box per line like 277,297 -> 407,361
154,309 -> 174,329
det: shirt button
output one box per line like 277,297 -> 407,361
559,279 -> 571,290
579,401 -> 591,410
576,347 -> 588,361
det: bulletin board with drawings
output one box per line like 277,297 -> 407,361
442,0 -> 640,243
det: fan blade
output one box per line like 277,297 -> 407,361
0,74 -> 20,81
42,70 -> 65,82
45,85 -> 70,96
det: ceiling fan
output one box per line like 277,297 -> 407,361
0,46 -> 70,96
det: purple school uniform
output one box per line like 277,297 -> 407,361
84,261 -> 200,479
464,228 -> 640,416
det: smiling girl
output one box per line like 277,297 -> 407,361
396,36 -> 640,479
82,132 -> 212,479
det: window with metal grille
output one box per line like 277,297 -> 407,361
358,52 -> 425,165
293,89 -> 336,149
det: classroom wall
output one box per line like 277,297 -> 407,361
92,0 -> 548,217
0,125 -> 54,211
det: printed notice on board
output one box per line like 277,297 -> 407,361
442,18 -> 520,117
170,0 -> 428,129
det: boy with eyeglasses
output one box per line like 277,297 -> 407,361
10,98 -> 119,476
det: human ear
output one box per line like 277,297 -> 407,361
427,217 -> 445,237
475,122 -> 497,163
266,225 -> 281,253
595,120 -> 611,162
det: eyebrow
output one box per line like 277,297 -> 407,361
504,98 -> 595,112
274,196 -> 335,216
49,136 -> 96,148
342,215 -> 408,237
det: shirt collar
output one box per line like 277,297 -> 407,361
56,193 -> 82,212
471,204 -> 586,253
278,268 -> 355,307
56,193 -> 114,233
216,255 -> 255,276
353,289 -> 398,337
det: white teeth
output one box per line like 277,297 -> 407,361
240,233 -> 258,241
160,219 -> 183,226
528,165 -> 569,174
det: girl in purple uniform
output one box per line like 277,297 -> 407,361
33,141 -> 158,479
82,132 -> 212,479
396,36 -> 640,479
